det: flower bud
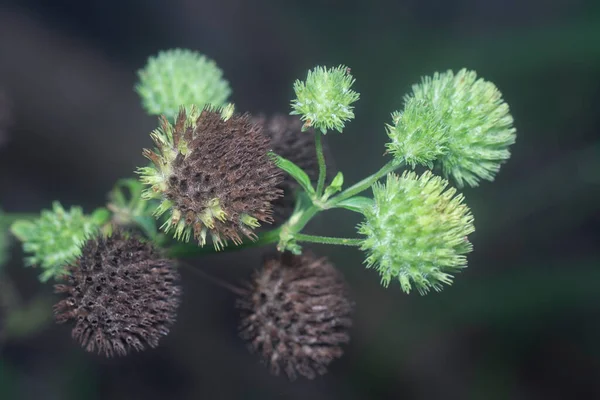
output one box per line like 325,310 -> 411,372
290,65 -> 359,134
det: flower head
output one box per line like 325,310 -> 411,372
136,49 -> 231,122
53,230 -> 181,357
10,202 -> 99,282
387,69 -> 516,187
358,171 -> 475,294
138,107 -> 283,248
237,252 -> 353,380
290,65 -> 359,134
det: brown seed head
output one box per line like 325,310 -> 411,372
237,252 -> 353,380
53,231 -> 181,357
140,107 -> 283,248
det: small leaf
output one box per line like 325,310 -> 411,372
335,196 -> 374,213
324,172 -> 344,200
90,208 -> 111,226
270,152 -> 315,195
10,220 -> 36,242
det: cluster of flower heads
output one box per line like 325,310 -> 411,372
3,47 -> 517,381
50,226 -> 353,379
138,106 -> 283,248
386,69 -> 516,187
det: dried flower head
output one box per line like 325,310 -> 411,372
290,65 -> 360,134
252,114 -> 332,223
9,202 -> 99,282
138,107 -> 283,248
136,49 -> 231,122
237,252 -> 353,380
387,69 -> 516,187
358,171 -> 475,294
53,230 -> 181,357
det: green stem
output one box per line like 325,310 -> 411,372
314,133 -> 327,198
166,228 -> 281,258
294,233 -> 362,246
326,160 -> 402,207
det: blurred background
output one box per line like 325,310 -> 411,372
0,0 -> 599,399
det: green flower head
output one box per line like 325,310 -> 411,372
10,202 -> 100,282
290,65 -> 360,134
387,69 -> 516,187
358,171 -> 475,294
136,48 -> 231,122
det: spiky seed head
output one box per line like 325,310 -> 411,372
237,252 -> 353,380
53,230 -> 181,357
138,107 -> 283,248
290,65 -> 360,134
10,202 -> 99,282
388,69 -> 516,187
358,171 -> 475,294
252,114 -> 333,223
135,49 -> 231,122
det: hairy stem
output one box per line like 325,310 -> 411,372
314,132 -> 327,198
294,233 -> 362,246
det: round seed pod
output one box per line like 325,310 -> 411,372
237,251 -> 353,380
53,230 -> 181,357
139,107 -> 283,248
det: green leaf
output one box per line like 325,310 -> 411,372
335,196 -> 374,213
90,207 -> 111,226
10,220 -> 36,242
270,152 -> 316,195
323,172 -> 344,200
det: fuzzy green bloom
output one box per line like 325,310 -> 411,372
136,49 -> 231,122
386,98 -> 448,169
10,202 -> 99,282
358,171 -> 475,294
387,69 -> 516,187
290,65 -> 359,134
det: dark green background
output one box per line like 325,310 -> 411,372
0,0 -> 599,398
